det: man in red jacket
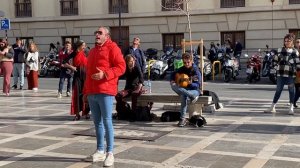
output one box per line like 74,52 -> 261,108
83,26 -> 126,167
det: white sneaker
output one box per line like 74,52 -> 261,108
289,104 -> 294,115
264,106 -> 276,113
264,103 -> 276,113
33,88 -> 38,92
85,150 -> 106,163
103,153 -> 114,167
57,93 -> 62,98
66,92 -> 71,97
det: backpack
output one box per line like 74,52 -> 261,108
116,101 -> 132,120
203,90 -> 221,109
160,111 -> 181,122
134,105 -> 152,121
189,115 -> 207,127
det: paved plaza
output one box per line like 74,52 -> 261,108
0,80 -> 300,168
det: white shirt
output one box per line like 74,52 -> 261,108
25,51 -> 39,71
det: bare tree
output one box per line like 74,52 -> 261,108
162,0 -> 193,52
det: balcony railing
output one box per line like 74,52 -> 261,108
162,0 -> 184,11
109,0 -> 128,14
221,0 -> 245,8
15,2 -> 32,17
289,0 -> 300,4
60,0 -> 78,16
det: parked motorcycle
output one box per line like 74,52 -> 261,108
190,49 -> 212,81
261,45 -> 277,84
150,47 -> 176,80
220,53 -> 239,82
144,48 -> 158,80
245,50 -> 262,83
163,46 -> 176,73
268,49 -> 278,84
39,52 -> 60,77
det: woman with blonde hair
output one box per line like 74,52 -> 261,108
25,42 -> 39,91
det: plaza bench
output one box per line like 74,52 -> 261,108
125,93 -> 212,118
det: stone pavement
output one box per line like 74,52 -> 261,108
0,89 -> 300,168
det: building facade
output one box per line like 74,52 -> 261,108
0,0 -> 300,55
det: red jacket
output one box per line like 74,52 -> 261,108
73,50 -> 87,67
83,39 -> 126,96
58,49 -> 72,65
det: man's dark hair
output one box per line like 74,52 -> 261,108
182,52 -> 193,60
64,41 -> 71,45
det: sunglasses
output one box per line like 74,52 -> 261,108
183,61 -> 191,64
94,31 -> 103,35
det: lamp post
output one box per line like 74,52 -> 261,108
271,0 -> 275,49
118,0 -> 122,49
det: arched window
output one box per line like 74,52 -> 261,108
15,0 -> 32,17
60,0 -> 78,16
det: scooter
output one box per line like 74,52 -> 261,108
150,47 -> 176,80
245,50 -> 262,83
220,53 -> 239,82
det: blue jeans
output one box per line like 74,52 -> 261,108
171,84 -> 200,119
13,63 -> 24,87
272,76 -> 295,104
88,94 -> 114,152
58,70 -> 72,93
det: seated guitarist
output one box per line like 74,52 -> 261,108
170,52 -> 202,127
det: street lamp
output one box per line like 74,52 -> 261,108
271,0 -> 275,49
118,0 -> 122,49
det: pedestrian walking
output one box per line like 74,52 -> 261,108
170,52 -> 202,127
25,42 -> 39,91
265,33 -> 300,115
83,26 -> 126,167
12,37 -> 26,90
0,38 -> 14,96
63,40 -> 88,120
57,41 -> 73,98
293,38 -> 300,107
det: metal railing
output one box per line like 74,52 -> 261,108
60,0 -> 78,16
15,2 -> 32,17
